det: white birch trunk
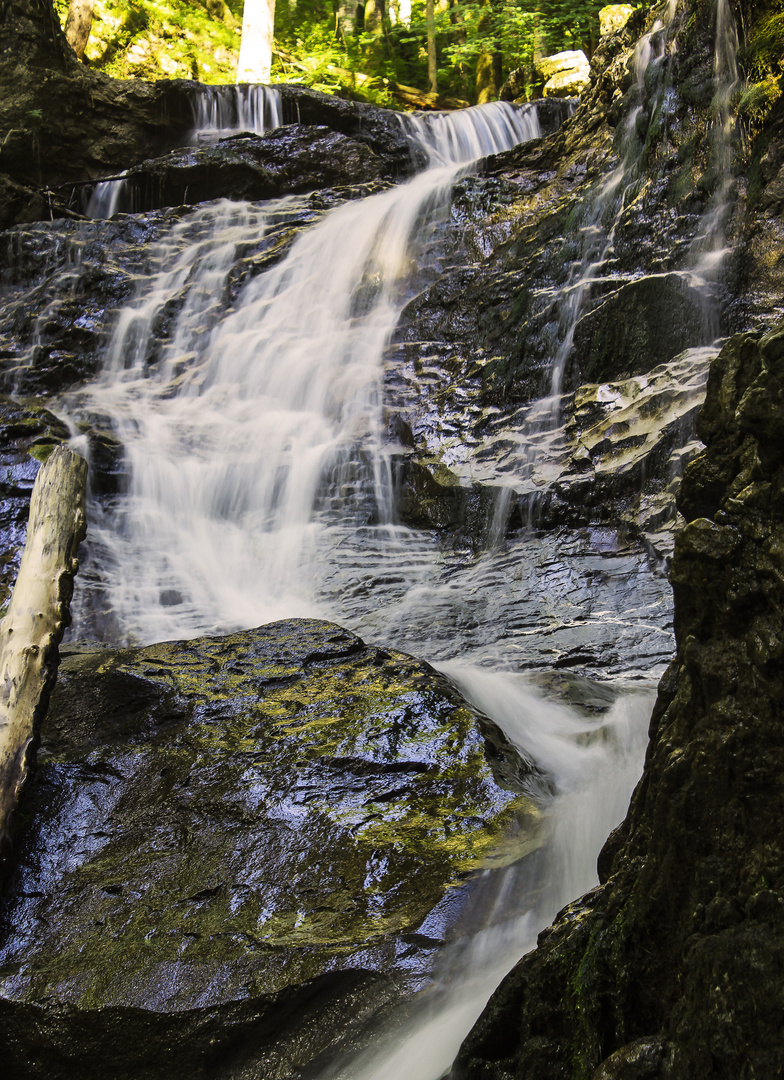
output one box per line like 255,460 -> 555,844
236,0 -> 276,83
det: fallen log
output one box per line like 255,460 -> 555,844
0,446 -> 87,882
388,82 -> 470,111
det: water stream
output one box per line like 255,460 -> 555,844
57,96 -> 666,1074
48,0 -> 739,1069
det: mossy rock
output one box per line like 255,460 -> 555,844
0,618 -> 539,1074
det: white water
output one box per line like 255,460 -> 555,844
481,0 -> 739,530
67,103 -> 540,644
58,87 -> 682,1078
318,671 -> 653,1080
190,84 -> 284,142
85,86 -> 285,217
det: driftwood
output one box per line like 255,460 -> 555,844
388,82 -> 470,111
0,446 -> 87,880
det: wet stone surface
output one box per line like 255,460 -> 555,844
0,619 -> 539,1026
106,126 -> 389,215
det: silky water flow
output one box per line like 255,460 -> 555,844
51,39 -> 733,1072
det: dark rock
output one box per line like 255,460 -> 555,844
275,85 -> 425,177
0,618 -> 539,1077
451,320 -> 784,1080
394,457 -> 500,544
0,3 -> 193,206
570,274 -> 712,385
103,127 -> 387,215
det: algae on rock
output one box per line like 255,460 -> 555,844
0,619 -> 539,1040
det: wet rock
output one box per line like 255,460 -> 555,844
275,85 -> 425,177
0,618 -> 539,1077
394,457 -> 500,544
101,127 -> 387,215
451,321 -> 784,1080
570,274 -> 712,384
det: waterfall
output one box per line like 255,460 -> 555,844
47,45 -> 724,1070
189,84 -> 284,142
85,176 -> 128,218
316,671 -> 654,1080
688,0 -> 740,285
481,0 -> 740,528
64,102 -> 541,645
85,86 -> 285,218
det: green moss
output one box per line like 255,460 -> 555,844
7,623 -> 542,1010
736,3 -> 784,137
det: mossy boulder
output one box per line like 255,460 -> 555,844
0,618 -> 539,1077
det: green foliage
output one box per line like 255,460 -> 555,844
56,0 -> 241,82
56,0 -> 607,104
737,2 -> 784,135
743,6 -> 784,81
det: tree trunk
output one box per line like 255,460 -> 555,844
426,0 -> 437,95
0,446 -> 87,881
448,0 -> 468,100
474,0 -> 497,103
64,0 -> 93,61
237,0 -> 276,83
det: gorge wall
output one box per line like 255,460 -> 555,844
452,322 -> 784,1080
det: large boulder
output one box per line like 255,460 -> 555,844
537,51 -> 591,98
0,618 -> 539,1078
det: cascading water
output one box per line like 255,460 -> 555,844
189,83 -> 284,142
316,671 -> 654,1080
46,27 -> 727,1069
482,0 -> 739,527
66,103 -> 541,644
85,85 -> 284,217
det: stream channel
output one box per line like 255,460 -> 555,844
11,1 -> 739,1067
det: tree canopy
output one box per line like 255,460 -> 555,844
54,0 -> 611,105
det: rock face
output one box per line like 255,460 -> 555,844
98,127 -> 388,215
0,618 -> 538,1078
451,321 -> 784,1079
